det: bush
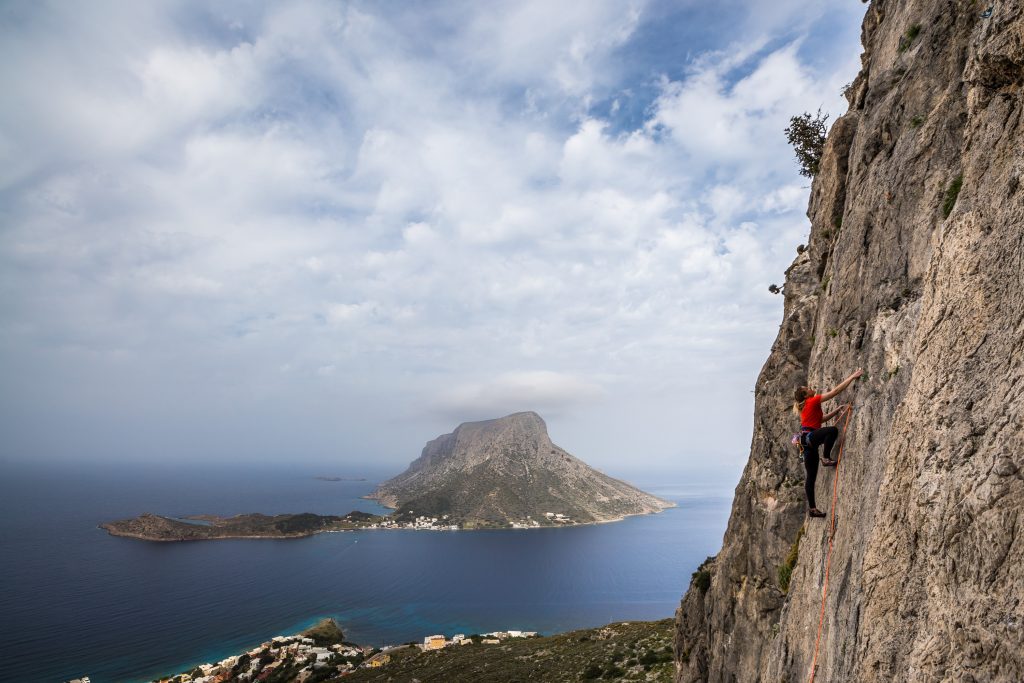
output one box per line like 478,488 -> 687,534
603,664 -> 626,678
778,563 -> 794,594
692,569 -> 711,593
785,109 -> 829,177
778,526 -> 805,592
898,24 -> 922,52
942,173 -> 963,218
690,555 -> 715,593
582,664 -> 603,679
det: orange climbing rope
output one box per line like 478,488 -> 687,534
808,402 -> 854,683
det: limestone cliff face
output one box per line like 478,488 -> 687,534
372,411 -> 673,526
674,2 -> 1024,681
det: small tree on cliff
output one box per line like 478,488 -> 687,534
785,108 -> 829,177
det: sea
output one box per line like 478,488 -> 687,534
0,461 -> 734,683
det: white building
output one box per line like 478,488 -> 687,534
423,634 -> 447,650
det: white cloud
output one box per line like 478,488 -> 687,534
435,371 -> 607,421
457,0 -> 645,97
0,0 -> 867,468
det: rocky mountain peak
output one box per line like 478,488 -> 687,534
371,411 -> 673,527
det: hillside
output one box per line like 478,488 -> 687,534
674,2 -> 1024,681
371,411 -> 673,527
341,619 -> 675,683
156,619 -> 675,683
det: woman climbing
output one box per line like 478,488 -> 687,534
793,369 -> 862,518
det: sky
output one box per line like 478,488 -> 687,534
0,0 -> 867,479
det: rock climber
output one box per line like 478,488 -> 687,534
793,369 -> 862,518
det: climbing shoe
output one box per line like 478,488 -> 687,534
808,508 -> 826,518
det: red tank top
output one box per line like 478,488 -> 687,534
801,395 -> 823,429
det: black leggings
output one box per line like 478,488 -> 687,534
803,426 -> 839,509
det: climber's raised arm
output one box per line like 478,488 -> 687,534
820,369 -> 863,401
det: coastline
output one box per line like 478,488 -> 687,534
146,615 -> 677,683
99,527 -> 325,542
100,505 -> 678,542
137,616 -> 348,683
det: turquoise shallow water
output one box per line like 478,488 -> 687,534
0,462 -> 732,683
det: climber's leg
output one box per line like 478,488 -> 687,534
803,444 -> 821,515
810,426 -> 840,465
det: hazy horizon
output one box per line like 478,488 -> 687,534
0,1 -> 867,477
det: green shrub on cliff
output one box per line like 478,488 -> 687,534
691,555 -> 715,593
778,526 -> 805,593
692,569 -> 711,593
942,173 -> 963,218
898,23 -> 922,52
785,109 -> 829,178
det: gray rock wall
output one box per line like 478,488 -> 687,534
675,1 -> 1024,681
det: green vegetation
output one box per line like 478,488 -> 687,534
827,328 -> 839,338
603,664 -> 628,678
340,620 -> 675,683
691,555 -> 715,594
272,513 -> 339,535
785,109 -> 829,177
821,274 -> 831,293
692,569 -> 712,593
942,173 -> 964,218
103,510 -> 365,542
301,618 -> 346,646
910,114 -> 925,128
778,526 -> 805,593
898,24 -> 922,52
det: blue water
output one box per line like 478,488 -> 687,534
0,462 -> 732,683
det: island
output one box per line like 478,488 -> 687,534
100,511 -> 383,541
370,411 -> 674,528
102,411 -> 673,541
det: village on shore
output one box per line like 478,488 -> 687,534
376,511 -> 576,531
138,622 -> 539,683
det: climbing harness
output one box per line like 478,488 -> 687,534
791,426 -> 815,453
808,402 -> 854,683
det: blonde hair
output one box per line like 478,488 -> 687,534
792,386 -> 811,416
